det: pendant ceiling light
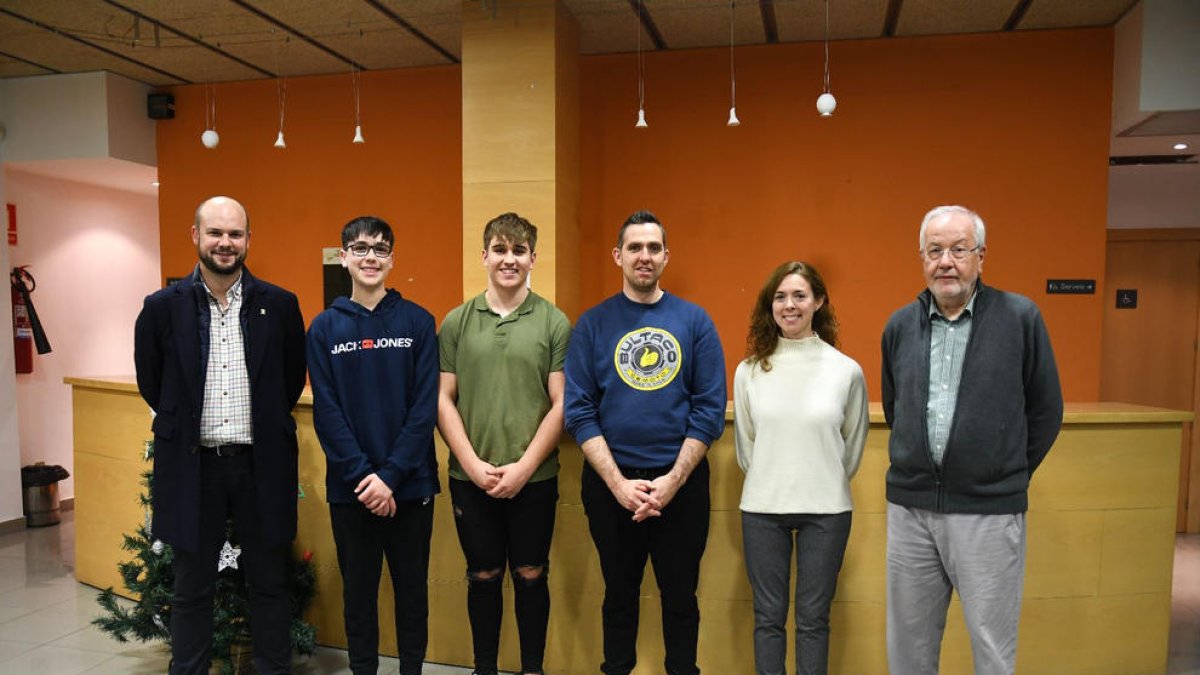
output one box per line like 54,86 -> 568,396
816,0 -> 837,117
352,66 -> 365,144
351,29 -> 366,144
201,83 -> 219,148
273,31 -> 288,148
727,0 -> 740,127
274,76 -> 287,148
635,0 -> 648,128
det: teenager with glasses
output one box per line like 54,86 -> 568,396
306,216 -> 440,675
437,212 -> 571,675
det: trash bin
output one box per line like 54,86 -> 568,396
21,463 -> 69,527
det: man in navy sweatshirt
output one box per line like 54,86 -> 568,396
564,209 -> 727,675
306,216 -> 439,675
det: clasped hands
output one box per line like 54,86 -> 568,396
466,458 -> 535,499
612,473 -> 681,522
355,473 -> 396,517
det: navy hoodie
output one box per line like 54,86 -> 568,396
307,289 -> 440,503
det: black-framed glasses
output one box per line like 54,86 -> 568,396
922,245 -> 980,262
345,243 -> 393,258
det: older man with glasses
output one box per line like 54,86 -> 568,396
881,205 -> 1064,675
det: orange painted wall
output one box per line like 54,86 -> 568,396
156,28 -> 1110,402
156,66 -> 463,326
578,28 -> 1111,401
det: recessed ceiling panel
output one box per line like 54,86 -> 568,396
564,0 -> 648,54
895,0 -> 1013,37
2,0 -> 271,82
775,0 -> 889,42
641,0 -> 764,51
317,23 -> 452,69
0,10 -> 184,85
374,0 -> 461,63
246,0 -> 445,70
1122,111 -> 1200,138
0,0 -> 1162,83
118,0 -> 348,79
0,57 -> 54,78
1018,0 -> 1138,30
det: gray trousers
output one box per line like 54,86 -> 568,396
742,510 -> 852,675
886,502 -> 1026,675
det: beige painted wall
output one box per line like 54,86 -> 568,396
8,169 -> 159,499
0,146 -> 23,526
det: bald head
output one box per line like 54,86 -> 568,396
194,196 -> 250,232
192,196 -> 250,277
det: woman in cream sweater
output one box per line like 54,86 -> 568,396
733,261 -> 869,675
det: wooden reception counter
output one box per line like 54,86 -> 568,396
67,376 -> 1190,675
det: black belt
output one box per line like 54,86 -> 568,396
196,443 -> 252,457
619,464 -> 674,480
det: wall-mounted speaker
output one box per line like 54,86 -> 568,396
147,93 -> 175,120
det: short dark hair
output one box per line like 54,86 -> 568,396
617,209 -> 666,248
483,212 -> 538,251
341,216 -> 394,248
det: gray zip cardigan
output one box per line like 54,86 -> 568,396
881,281 -> 1064,514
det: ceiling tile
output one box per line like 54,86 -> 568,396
214,0 -> 459,73
895,0 -> 1014,37
0,9 -> 184,85
1017,0 -> 1139,31
372,0 -> 461,62
637,0 -> 764,50
0,59 -> 55,78
564,0 -> 646,54
0,0 -> 1148,83
775,0 -> 889,42
117,0 -> 350,79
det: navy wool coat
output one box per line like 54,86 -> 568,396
134,266 -> 307,553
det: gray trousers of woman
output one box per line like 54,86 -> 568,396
741,510 -> 852,675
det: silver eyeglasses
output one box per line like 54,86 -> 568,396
922,245 -> 980,262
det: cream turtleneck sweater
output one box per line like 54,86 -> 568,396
733,335 -> 869,514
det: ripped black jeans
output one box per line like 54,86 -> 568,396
449,476 -> 558,674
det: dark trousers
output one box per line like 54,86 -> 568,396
581,460 -> 711,675
742,511 -> 853,675
329,497 -> 434,675
170,452 -> 291,675
449,476 -> 558,674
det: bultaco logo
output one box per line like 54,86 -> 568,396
613,327 -> 681,391
330,337 -> 414,355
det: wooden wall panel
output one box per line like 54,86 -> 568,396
72,380 -> 1188,674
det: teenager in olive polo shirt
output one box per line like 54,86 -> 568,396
436,212 -> 571,675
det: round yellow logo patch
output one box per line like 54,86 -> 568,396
613,327 -> 682,391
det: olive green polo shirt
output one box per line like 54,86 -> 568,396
439,291 -> 571,483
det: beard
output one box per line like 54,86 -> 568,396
199,247 -> 245,275
624,270 -> 660,293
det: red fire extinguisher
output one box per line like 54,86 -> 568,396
11,266 -> 51,374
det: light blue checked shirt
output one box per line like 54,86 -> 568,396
926,289 -> 977,467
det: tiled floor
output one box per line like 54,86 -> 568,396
0,511 -> 472,674
0,510 -> 1198,674
1171,535 -> 1200,675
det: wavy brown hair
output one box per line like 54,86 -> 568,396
483,212 -> 538,251
745,261 -> 839,371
